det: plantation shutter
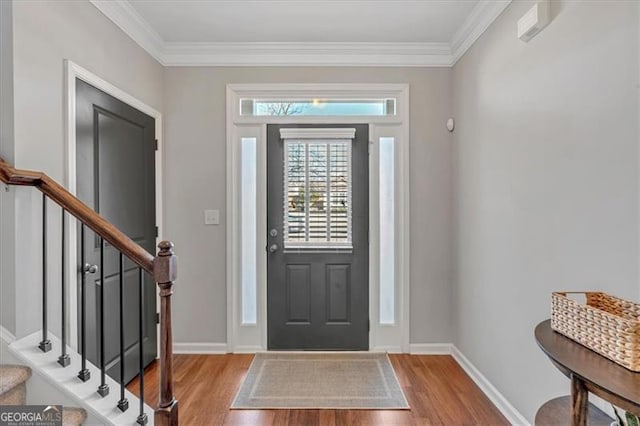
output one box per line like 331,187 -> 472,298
281,128 -> 355,249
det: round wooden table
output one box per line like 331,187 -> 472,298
535,320 -> 640,426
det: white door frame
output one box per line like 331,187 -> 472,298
226,84 -> 410,353
64,60 -> 163,350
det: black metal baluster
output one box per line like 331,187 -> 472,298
117,253 -> 129,412
136,268 -> 147,425
78,224 -> 90,382
97,238 -> 109,397
58,208 -> 70,367
39,194 -> 51,353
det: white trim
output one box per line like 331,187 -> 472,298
399,95 -> 411,353
409,343 -> 454,355
226,89 -> 238,353
233,345 -> 265,354
164,42 -> 453,67
0,325 -> 15,344
173,342 -> 229,354
9,331 -> 154,425
258,124 -> 268,350
89,1 -> 511,67
450,0 -> 512,64
368,126 -> 379,349
229,84 -> 407,125
451,346 -> 530,426
369,124 -> 410,352
227,84 -> 410,353
371,346 -> 403,354
89,0 -> 164,61
64,60 -> 163,353
280,128 -> 356,140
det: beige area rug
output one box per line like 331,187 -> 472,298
230,353 -> 410,410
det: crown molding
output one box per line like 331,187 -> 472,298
90,0 -> 512,67
90,0 -> 165,61
450,0 -> 512,64
162,42 -> 453,67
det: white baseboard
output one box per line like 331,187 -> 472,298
409,343 -> 453,355
451,346 -> 530,426
372,345 -> 403,353
0,325 -> 15,344
173,342 -> 228,354
233,345 -> 265,353
169,339 -> 527,425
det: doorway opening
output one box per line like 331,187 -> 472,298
227,84 -> 410,353
64,61 -> 164,372
266,124 -> 369,350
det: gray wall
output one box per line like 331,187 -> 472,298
10,0 -> 164,338
164,67 -> 454,345
452,0 -> 639,421
0,0 -> 15,334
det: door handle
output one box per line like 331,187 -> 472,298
83,263 -> 99,274
268,243 -> 279,254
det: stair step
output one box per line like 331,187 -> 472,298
8,332 -> 155,425
0,365 -> 32,405
63,407 -> 88,426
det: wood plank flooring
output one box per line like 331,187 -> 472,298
127,354 -> 509,425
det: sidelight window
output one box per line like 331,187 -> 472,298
284,140 -> 352,249
379,137 -> 395,325
241,137 -> 257,324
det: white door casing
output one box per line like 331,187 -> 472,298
64,60 -> 164,351
226,84 -> 410,353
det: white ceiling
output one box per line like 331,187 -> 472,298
90,0 -> 512,66
127,0 -> 478,44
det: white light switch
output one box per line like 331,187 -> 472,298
204,209 -> 220,225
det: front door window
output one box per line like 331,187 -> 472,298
284,140 -> 352,249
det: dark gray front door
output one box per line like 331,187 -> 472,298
267,124 -> 369,350
76,79 -> 157,384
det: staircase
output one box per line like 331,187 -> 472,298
0,364 -> 87,425
0,158 -> 178,425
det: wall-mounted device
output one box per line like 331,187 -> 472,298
204,209 -> 220,225
446,118 -> 455,132
518,0 -> 550,42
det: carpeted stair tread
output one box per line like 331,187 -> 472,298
63,407 -> 87,426
0,364 -> 31,405
0,365 -> 32,396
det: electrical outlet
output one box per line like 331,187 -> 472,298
204,209 -> 220,225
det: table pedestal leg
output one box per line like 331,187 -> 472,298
571,375 -> 588,426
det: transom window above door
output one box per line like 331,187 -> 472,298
281,128 -> 355,250
241,98 -> 396,117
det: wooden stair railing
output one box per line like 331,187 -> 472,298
0,157 -> 178,425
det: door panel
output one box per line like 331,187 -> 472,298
267,124 -> 369,350
326,264 -> 350,323
286,265 -> 311,323
76,79 -> 157,384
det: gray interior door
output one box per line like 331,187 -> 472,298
267,124 -> 369,350
76,79 -> 157,384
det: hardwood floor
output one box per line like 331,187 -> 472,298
127,354 -> 509,425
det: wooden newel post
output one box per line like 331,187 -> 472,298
154,241 -> 178,426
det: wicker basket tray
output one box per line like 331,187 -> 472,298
551,292 -> 640,372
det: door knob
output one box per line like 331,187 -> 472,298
268,244 -> 279,253
83,263 -> 99,274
